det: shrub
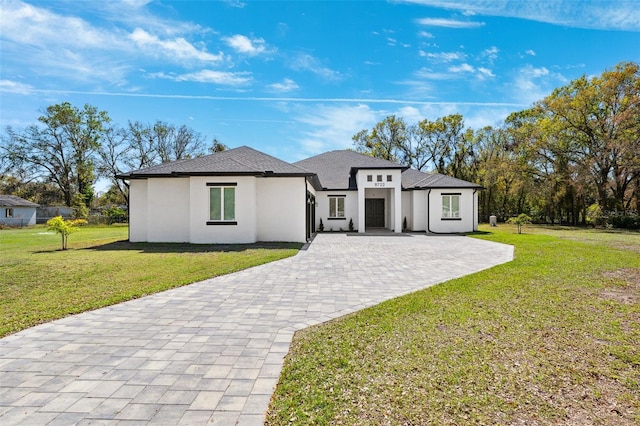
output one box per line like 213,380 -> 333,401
103,206 -> 127,224
585,203 -> 605,227
348,218 -> 354,232
318,218 -> 324,232
609,214 -> 640,229
46,216 -> 87,250
507,213 -> 532,234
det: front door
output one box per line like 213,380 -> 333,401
365,198 -> 385,228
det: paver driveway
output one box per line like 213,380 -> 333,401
0,233 -> 513,425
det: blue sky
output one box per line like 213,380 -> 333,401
1,0 -> 639,164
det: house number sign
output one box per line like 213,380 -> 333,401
374,182 -> 386,187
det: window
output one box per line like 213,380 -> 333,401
367,175 -> 372,182
5,208 -> 13,218
208,185 -> 236,224
442,194 -> 460,219
329,196 -> 345,218
377,175 -> 383,182
386,175 -> 392,182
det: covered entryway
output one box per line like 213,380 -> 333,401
365,198 -> 385,228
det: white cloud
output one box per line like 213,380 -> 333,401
224,0 -> 247,8
0,0 -> 227,88
152,70 -> 252,86
480,46 -> 499,63
449,63 -> 475,73
0,0 -> 123,49
403,0 -> 640,31
418,31 -> 435,38
525,49 -> 536,56
290,53 -> 343,81
268,78 -> 299,93
129,28 -> 223,63
420,51 -> 465,62
510,65 -> 565,104
223,34 -> 271,56
296,104 -> 379,155
477,67 -> 495,79
416,17 -> 485,28
0,79 -> 33,94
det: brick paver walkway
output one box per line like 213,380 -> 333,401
0,233 -> 513,425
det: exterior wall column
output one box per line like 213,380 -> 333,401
358,182 -> 366,233
394,187 -> 402,233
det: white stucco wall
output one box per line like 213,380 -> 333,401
411,191 -> 428,232
0,207 -> 36,226
401,191 -> 411,230
427,188 -> 478,233
355,169 -> 403,232
128,180 -> 148,242
315,191 -> 358,232
145,178 -> 190,242
188,176 -> 258,244
257,177 -> 307,242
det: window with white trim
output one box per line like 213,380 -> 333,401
5,208 -> 13,218
442,194 -> 460,219
209,186 -> 236,222
329,196 -> 345,218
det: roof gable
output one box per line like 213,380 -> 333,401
293,150 -> 405,189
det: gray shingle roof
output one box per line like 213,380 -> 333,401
119,146 -> 482,190
293,150 -> 405,189
295,150 -> 482,190
0,194 -> 39,208
402,169 -> 483,189
120,146 -> 313,178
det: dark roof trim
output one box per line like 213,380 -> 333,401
407,185 -> 484,190
119,171 -> 313,179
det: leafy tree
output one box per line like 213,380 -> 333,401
353,115 -> 408,163
210,138 -> 228,153
538,61 -> 640,212
2,102 -> 110,208
97,121 -> 216,208
46,216 -> 87,250
507,213 -> 532,234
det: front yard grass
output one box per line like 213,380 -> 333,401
0,225 -> 300,337
266,225 -> 640,425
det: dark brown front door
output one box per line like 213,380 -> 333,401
365,198 -> 385,228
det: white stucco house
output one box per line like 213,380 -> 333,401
0,195 -> 39,227
119,146 -> 482,244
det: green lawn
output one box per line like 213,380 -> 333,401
266,225 -> 640,425
0,225 -> 300,337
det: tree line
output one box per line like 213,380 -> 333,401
0,103 -> 226,214
1,61 -> 638,226
353,61 -> 639,226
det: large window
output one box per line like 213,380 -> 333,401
442,194 -> 460,219
329,196 -> 345,219
208,184 -> 236,224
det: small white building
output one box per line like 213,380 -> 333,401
120,146 -> 482,244
0,195 -> 39,227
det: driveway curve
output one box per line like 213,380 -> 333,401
0,234 -> 513,425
